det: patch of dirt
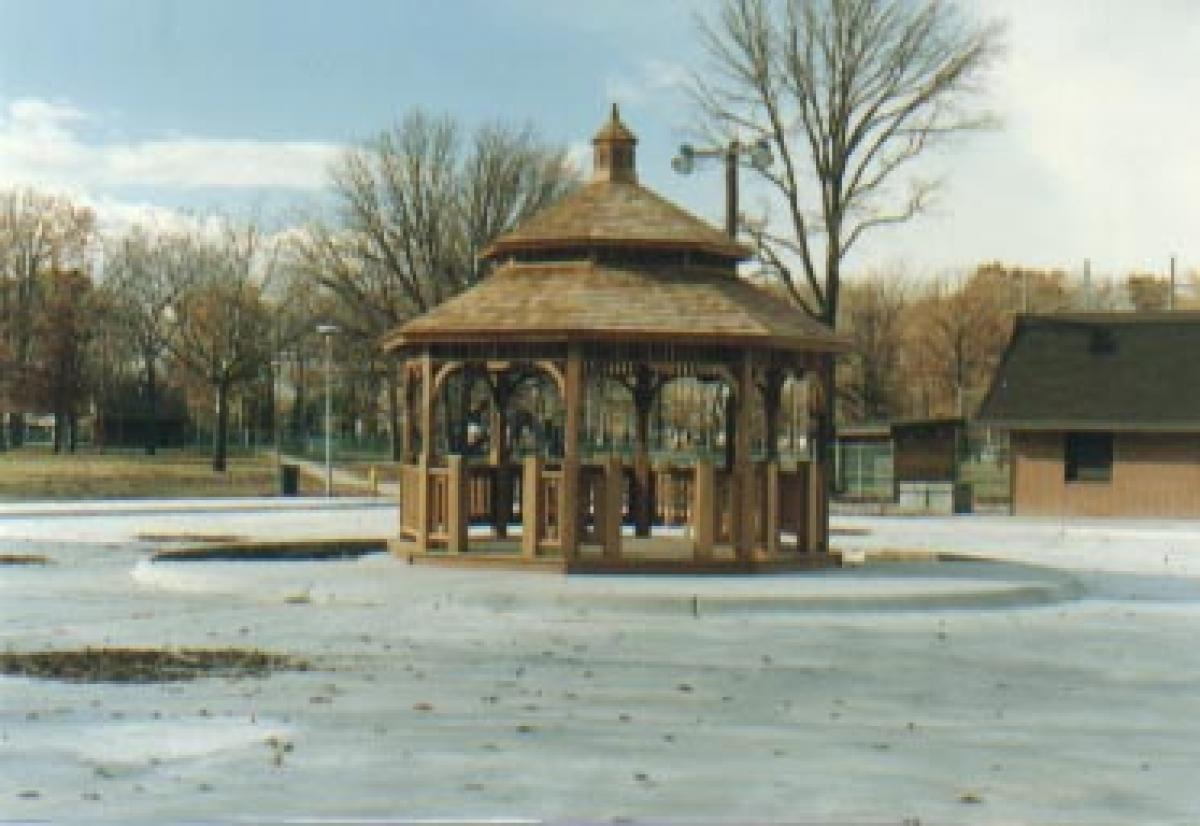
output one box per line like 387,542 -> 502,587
0,647 -> 310,683
0,554 -> 51,565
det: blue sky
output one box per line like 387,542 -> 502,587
1,0 -> 1198,281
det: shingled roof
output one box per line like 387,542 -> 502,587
481,105 -> 749,262
385,261 -> 848,351
385,107 -> 844,357
976,313 -> 1200,431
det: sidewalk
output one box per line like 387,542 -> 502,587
0,496 -> 392,519
282,454 -> 400,497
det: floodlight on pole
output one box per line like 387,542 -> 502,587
316,324 -> 338,497
671,137 -> 774,240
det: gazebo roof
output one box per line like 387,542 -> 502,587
384,261 -> 848,352
385,107 -> 845,356
482,106 -> 750,262
482,180 -> 751,262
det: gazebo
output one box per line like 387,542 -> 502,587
383,107 -> 847,572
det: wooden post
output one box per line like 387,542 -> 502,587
764,460 -> 780,558
414,354 -> 434,553
401,362 -> 415,463
693,458 -> 714,561
522,456 -> 542,559
419,354 -> 434,465
559,346 -> 583,559
446,455 -> 467,554
733,353 -> 754,561
807,456 -> 822,553
603,455 -> 623,560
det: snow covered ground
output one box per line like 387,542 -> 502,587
3,501 -> 1200,823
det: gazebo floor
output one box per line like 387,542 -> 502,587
390,534 -> 838,574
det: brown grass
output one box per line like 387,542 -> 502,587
0,448 -> 280,500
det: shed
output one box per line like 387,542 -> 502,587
977,312 -> 1200,517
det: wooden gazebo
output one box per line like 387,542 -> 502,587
383,107 -> 847,572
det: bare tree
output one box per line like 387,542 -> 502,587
0,189 -> 95,445
693,0 -> 1001,438
695,0 -> 1001,322
292,111 -> 577,458
167,224 -> 278,472
101,229 -> 199,455
904,268 -> 1011,418
838,271 -> 908,422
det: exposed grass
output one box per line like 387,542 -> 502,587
0,647 -> 310,683
0,448 -> 280,500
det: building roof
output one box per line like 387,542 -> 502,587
384,261 -> 849,352
481,106 -> 749,262
976,312 -> 1200,431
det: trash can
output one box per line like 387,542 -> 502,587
280,464 -> 299,496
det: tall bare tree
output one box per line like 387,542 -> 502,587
167,224 -> 278,471
695,0 -> 1001,323
693,0 -> 1002,435
292,111 -> 577,458
101,228 -> 199,455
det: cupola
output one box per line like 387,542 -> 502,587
591,103 -> 637,183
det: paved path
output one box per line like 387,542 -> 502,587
282,454 -> 399,497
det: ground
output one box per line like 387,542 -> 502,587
2,501 -> 1199,822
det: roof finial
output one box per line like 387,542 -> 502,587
592,104 -> 637,183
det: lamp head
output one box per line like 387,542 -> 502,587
748,137 -> 773,171
671,144 -> 696,175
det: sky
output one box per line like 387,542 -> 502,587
0,0 -> 1197,282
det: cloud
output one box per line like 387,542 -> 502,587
0,96 -> 342,192
604,58 -> 692,107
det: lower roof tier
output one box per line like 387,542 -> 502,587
383,261 -> 848,354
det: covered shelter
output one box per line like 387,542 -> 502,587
978,312 -> 1200,517
383,107 -> 847,571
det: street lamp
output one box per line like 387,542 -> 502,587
671,137 -> 773,239
316,324 -> 338,497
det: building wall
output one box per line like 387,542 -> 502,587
1012,431 -> 1200,517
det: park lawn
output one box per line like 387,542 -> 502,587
0,448 -> 281,500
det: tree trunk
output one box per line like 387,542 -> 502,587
53,410 -> 64,453
145,355 -> 158,456
9,412 -> 24,448
213,379 -> 229,472
67,410 -> 77,453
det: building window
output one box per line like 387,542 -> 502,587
1065,432 -> 1113,482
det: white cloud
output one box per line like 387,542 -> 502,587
604,58 -> 692,107
0,96 -> 342,192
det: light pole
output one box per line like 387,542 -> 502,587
316,324 -> 338,497
671,137 -> 773,239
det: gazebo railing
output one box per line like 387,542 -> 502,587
397,454 -> 824,564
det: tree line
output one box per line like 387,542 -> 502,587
838,261 -> 1199,424
0,113 -> 577,469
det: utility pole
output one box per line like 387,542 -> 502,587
1169,255 -> 1177,311
317,324 -> 338,497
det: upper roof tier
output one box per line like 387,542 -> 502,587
481,105 -> 750,263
